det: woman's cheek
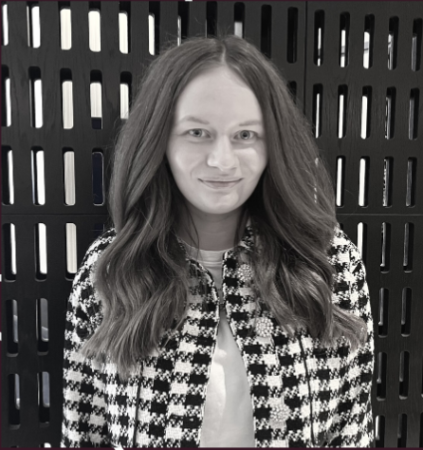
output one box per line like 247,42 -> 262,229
240,146 -> 267,173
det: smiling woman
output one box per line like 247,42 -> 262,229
61,35 -> 375,448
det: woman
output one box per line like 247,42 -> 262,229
61,35 -> 374,448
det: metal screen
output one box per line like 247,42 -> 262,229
1,1 -> 422,447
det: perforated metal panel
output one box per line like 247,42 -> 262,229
1,1 -> 422,447
303,3 -> 423,447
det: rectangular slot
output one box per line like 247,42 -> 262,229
313,84 -> 322,138
2,146 -> 14,205
63,149 -> 76,205
2,3 -> 9,45
88,2 -> 101,52
148,13 -> 155,54
59,3 -> 72,50
8,374 -> 20,426
409,88 -> 419,139
385,88 -> 396,139
406,158 -> 416,206
287,81 -> 296,104
35,223 -> 47,279
149,1 -> 160,52
339,13 -> 350,67
90,71 -> 102,129
363,15 -> 374,68
388,17 -> 399,70
120,72 -> 131,120
120,83 -> 129,119
380,222 -> 391,272
205,2 -> 216,38
61,69 -> 73,129
399,351 -> 410,399
234,2 -> 244,38
314,11 -> 324,66
358,157 -> 369,207
361,87 -> 372,139
376,352 -> 387,400
375,415 -> 385,447
397,414 -> 407,447
119,2 -> 130,54
36,298 -> 49,354
412,19 -> 422,71
92,150 -> 104,205
3,223 -> 17,280
337,85 -> 347,138
335,156 -> 345,207
383,158 -> 393,207
177,15 -> 181,46
2,65 -> 12,126
38,371 -> 50,423
357,222 -> 367,262
177,1 -> 189,43
66,223 -> 77,277
401,288 -> 412,336
29,67 -> 43,128
27,2 -> 41,48
378,288 -> 388,337
287,8 -> 298,63
261,5 -> 271,58
403,223 -> 414,271
6,299 -> 19,355
31,147 -> 46,205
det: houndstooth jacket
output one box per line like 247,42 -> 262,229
60,223 -> 375,448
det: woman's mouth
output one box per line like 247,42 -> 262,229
199,179 -> 242,189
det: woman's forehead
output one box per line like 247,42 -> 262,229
173,67 -> 263,123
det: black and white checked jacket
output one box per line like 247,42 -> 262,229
61,224 -> 375,448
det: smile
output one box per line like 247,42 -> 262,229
199,179 -> 242,189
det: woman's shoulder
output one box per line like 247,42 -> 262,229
327,223 -> 362,269
327,224 -> 371,318
70,226 -> 117,290
88,226 -> 117,254
67,227 -> 117,338
81,226 -> 117,263
327,223 -> 368,302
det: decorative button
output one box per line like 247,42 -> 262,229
255,316 -> 274,337
238,263 -> 253,283
270,402 -> 290,422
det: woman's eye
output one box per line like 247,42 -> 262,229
188,129 -> 207,138
187,129 -> 257,140
237,130 -> 256,140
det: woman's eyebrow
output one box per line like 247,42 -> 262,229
178,115 -> 263,127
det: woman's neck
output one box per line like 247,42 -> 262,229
177,206 -> 247,251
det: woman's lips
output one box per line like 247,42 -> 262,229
199,179 -> 242,189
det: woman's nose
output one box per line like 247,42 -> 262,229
206,136 -> 238,171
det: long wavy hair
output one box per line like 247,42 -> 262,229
82,34 -> 367,379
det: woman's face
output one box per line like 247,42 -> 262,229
166,65 -> 268,217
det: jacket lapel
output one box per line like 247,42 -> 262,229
221,226 -> 312,447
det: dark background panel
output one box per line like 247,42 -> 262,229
309,3 -> 423,447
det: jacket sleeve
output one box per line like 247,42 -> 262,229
327,241 -> 375,447
60,235 -> 112,448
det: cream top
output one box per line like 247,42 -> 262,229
182,241 -> 256,448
